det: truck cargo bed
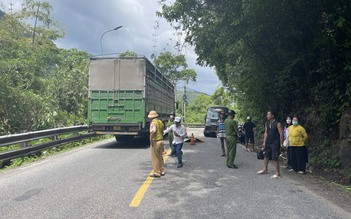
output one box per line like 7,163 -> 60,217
87,57 -> 174,138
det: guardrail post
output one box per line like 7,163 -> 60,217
51,135 -> 58,141
20,130 -> 29,148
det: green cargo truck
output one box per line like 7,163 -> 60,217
87,57 -> 175,141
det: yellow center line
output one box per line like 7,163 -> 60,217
129,148 -> 171,207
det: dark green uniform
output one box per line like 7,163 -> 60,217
224,116 -> 238,167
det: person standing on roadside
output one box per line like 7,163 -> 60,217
148,110 -> 165,177
257,111 -> 283,178
163,117 -> 186,168
217,111 -> 226,157
243,116 -> 256,151
289,116 -> 308,174
224,110 -> 239,169
166,112 -> 176,156
284,116 -> 292,169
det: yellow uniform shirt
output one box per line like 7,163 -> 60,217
150,119 -> 164,141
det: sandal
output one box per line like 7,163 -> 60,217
257,170 -> 268,174
271,174 -> 281,179
149,173 -> 161,177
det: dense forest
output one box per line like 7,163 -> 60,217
158,0 -> 351,180
0,1 -> 89,134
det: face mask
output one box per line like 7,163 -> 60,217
292,121 -> 298,126
286,119 -> 291,124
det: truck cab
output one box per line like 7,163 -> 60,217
203,106 -> 229,137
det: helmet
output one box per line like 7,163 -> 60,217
247,116 -> 251,121
170,112 -> 175,116
148,110 -> 158,118
228,110 -> 236,116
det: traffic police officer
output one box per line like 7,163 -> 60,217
148,110 -> 165,177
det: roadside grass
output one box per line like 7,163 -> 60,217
0,134 -> 113,171
331,182 -> 351,193
0,144 -> 21,153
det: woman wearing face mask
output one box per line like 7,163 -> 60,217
284,117 -> 292,170
288,116 -> 308,174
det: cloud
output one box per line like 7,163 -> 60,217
1,0 -> 220,95
49,0 -> 164,56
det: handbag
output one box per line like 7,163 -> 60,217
257,150 -> 265,160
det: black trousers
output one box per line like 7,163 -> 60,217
290,146 -> 307,172
287,146 -> 292,168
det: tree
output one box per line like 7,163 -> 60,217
119,50 -> 138,58
153,51 -> 196,85
47,49 -> 89,127
0,1 -> 89,134
211,87 -> 233,107
153,51 -> 197,112
0,1 -> 61,132
185,94 -> 212,123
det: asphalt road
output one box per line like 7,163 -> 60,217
0,128 -> 350,219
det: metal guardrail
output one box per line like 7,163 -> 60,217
0,124 -> 203,163
185,123 -> 204,128
0,126 -> 95,163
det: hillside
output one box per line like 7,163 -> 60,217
176,90 -> 209,104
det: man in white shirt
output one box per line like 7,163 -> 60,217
163,117 -> 186,168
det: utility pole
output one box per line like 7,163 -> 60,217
182,82 -> 187,123
173,81 -> 177,111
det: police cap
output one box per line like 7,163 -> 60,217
228,110 -> 236,116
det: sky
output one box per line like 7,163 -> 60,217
2,0 -> 221,95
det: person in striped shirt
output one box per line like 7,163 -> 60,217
217,111 -> 227,157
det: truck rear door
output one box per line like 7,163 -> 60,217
88,59 -> 145,133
